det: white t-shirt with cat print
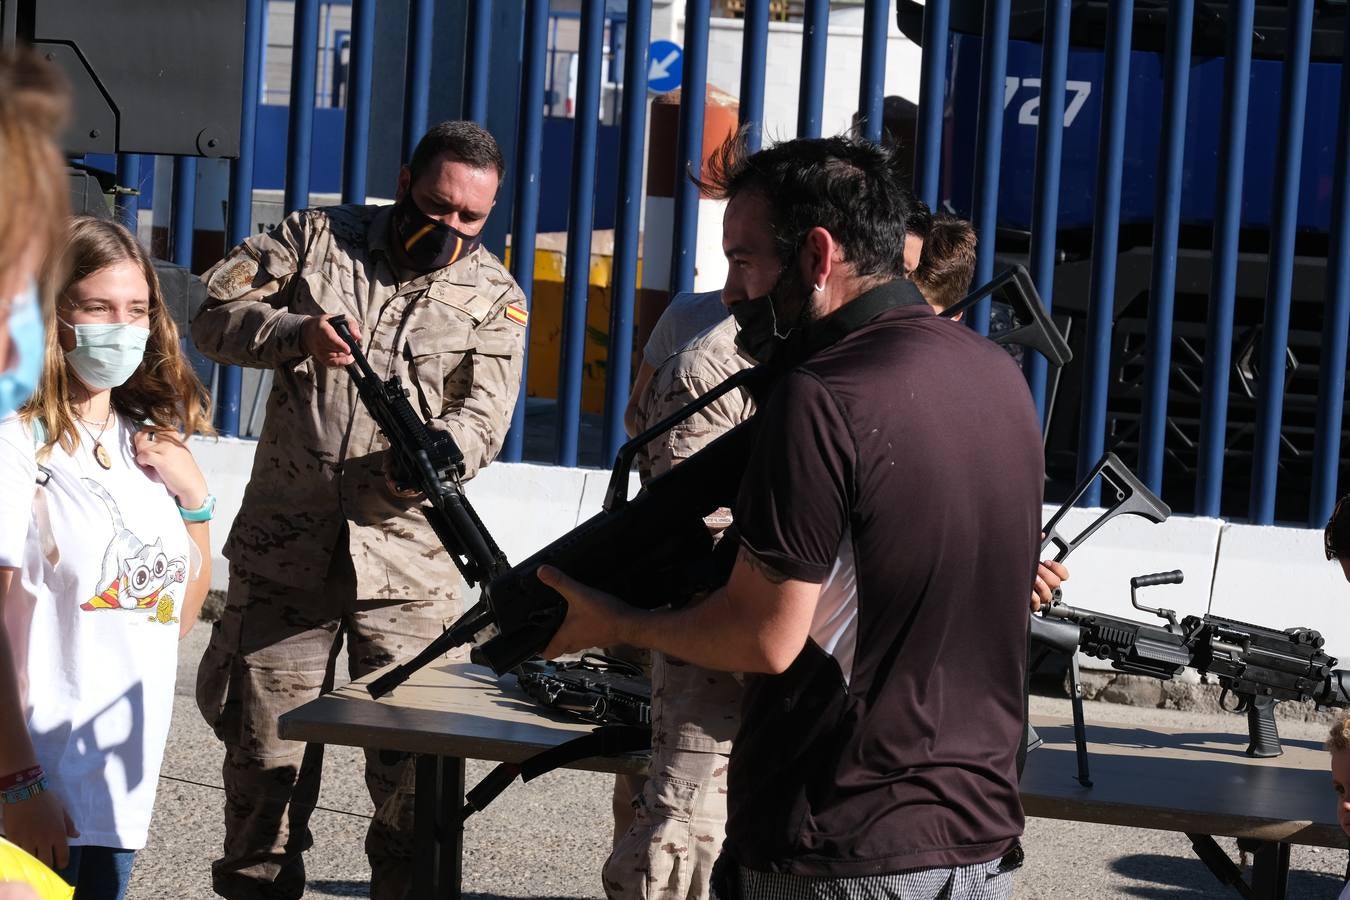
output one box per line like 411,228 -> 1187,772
0,412 -> 189,849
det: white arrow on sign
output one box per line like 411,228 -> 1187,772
649,49 -> 680,83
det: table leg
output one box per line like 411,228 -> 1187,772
414,754 -> 467,900
1248,841 -> 1290,900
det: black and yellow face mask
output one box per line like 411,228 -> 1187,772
389,195 -> 483,273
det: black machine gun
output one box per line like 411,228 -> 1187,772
513,654 -> 652,728
330,315 -> 510,591
339,266 -> 1072,698
1041,568 -> 1350,760
1030,456 -> 1350,785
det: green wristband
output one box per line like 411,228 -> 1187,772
179,493 -> 216,522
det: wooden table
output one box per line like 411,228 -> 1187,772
279,661 -> 1347,899
278,661 -> 646,898
1021,718 -> 1347,898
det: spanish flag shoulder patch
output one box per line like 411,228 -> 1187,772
504,303 -> 529,327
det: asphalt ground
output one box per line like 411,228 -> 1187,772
121,625 -> 1350,899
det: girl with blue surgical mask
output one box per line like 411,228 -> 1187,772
0,217 -> 214,899
0,280 -> 44,417
0,48 -> 70,419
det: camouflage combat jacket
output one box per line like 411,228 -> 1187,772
192,204 -> 527,601
634,314 -> 754,753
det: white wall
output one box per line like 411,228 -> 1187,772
191,436 -> 1349,669
663,12 -> 923,143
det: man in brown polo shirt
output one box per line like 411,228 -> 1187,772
539,135 -> 1044,900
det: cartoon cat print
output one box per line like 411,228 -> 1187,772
80,478 -> 186,621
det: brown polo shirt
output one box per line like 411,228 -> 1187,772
726,282 -> 1044,877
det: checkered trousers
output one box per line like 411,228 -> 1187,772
723,856 -> 1018,900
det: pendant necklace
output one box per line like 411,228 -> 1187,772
77,412 -> 114,470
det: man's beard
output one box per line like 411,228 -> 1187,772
731,265 -> 816,364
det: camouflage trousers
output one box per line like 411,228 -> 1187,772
604,748 -> 729,900
195,555 -> 460,900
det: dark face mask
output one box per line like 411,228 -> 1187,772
730,266 -> 811,363
389,195 -> 482,273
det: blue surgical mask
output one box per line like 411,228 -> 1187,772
62,320 -> 150,390
0,280 -> 43,416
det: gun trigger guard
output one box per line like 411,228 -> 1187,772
1218,688 -> 1241,713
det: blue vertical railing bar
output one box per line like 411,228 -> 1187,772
228,0 -> 264,249
502,0 -> 550,463
602,0 -> 653,463
1196,0 -> 1255,517
739,0 -> 769,152
1250,0 -> 1314,525
1076,0 -> 1134,507
857,0 -> 889,142
341,0 -> 376,205
555,0 -> 605,467
465,0 -> 493,125
115,154 -> 140,236
1310,9 -> 1350,526
402,0 -> 435,165
285,0 -> 321,214
1024,0 -> 1070,425
219,0 -> 264,437
967,0 -> 1011,335
797,0 -> 829,139
670,0 -> 710,296
171,157 -> 197,270
1138,0 -> 1195,495
915,0 -> 950,208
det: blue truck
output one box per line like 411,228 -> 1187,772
898,1 -> 1347,522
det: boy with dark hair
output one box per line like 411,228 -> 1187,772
912,212 -> 978,313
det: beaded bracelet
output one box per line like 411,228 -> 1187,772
0,775 -> 48,805
0,765 -> 43,791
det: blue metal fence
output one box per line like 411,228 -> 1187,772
174,0 -> 1350,526
1250,0 -> 1315,525
1313,10 -> 1350,528
1137,0 -> 1193,495
1076,0 -> 1134,509
1195,0 -> 1255,519
1023,0 -> 1070,427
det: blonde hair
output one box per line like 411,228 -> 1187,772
1328,710 -> 1350,753
22,217 -> 214,454
0,48 -> 69,308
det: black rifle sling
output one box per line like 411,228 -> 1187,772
461,725 -> 651,818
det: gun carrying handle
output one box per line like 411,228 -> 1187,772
604,366 -> 767,512
1131,570 -> 1184,590
1245,693 -> 1282,758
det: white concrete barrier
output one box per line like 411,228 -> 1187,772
1210,523 -> 1348,662
188,436 -> 1348,674
189,436 -> 641,595
1040,507 -> 1225,671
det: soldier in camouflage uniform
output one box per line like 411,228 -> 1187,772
605,313 -> 754,900
190,121 -> 527,900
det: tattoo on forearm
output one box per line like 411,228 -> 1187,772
739,546 -> 790,585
